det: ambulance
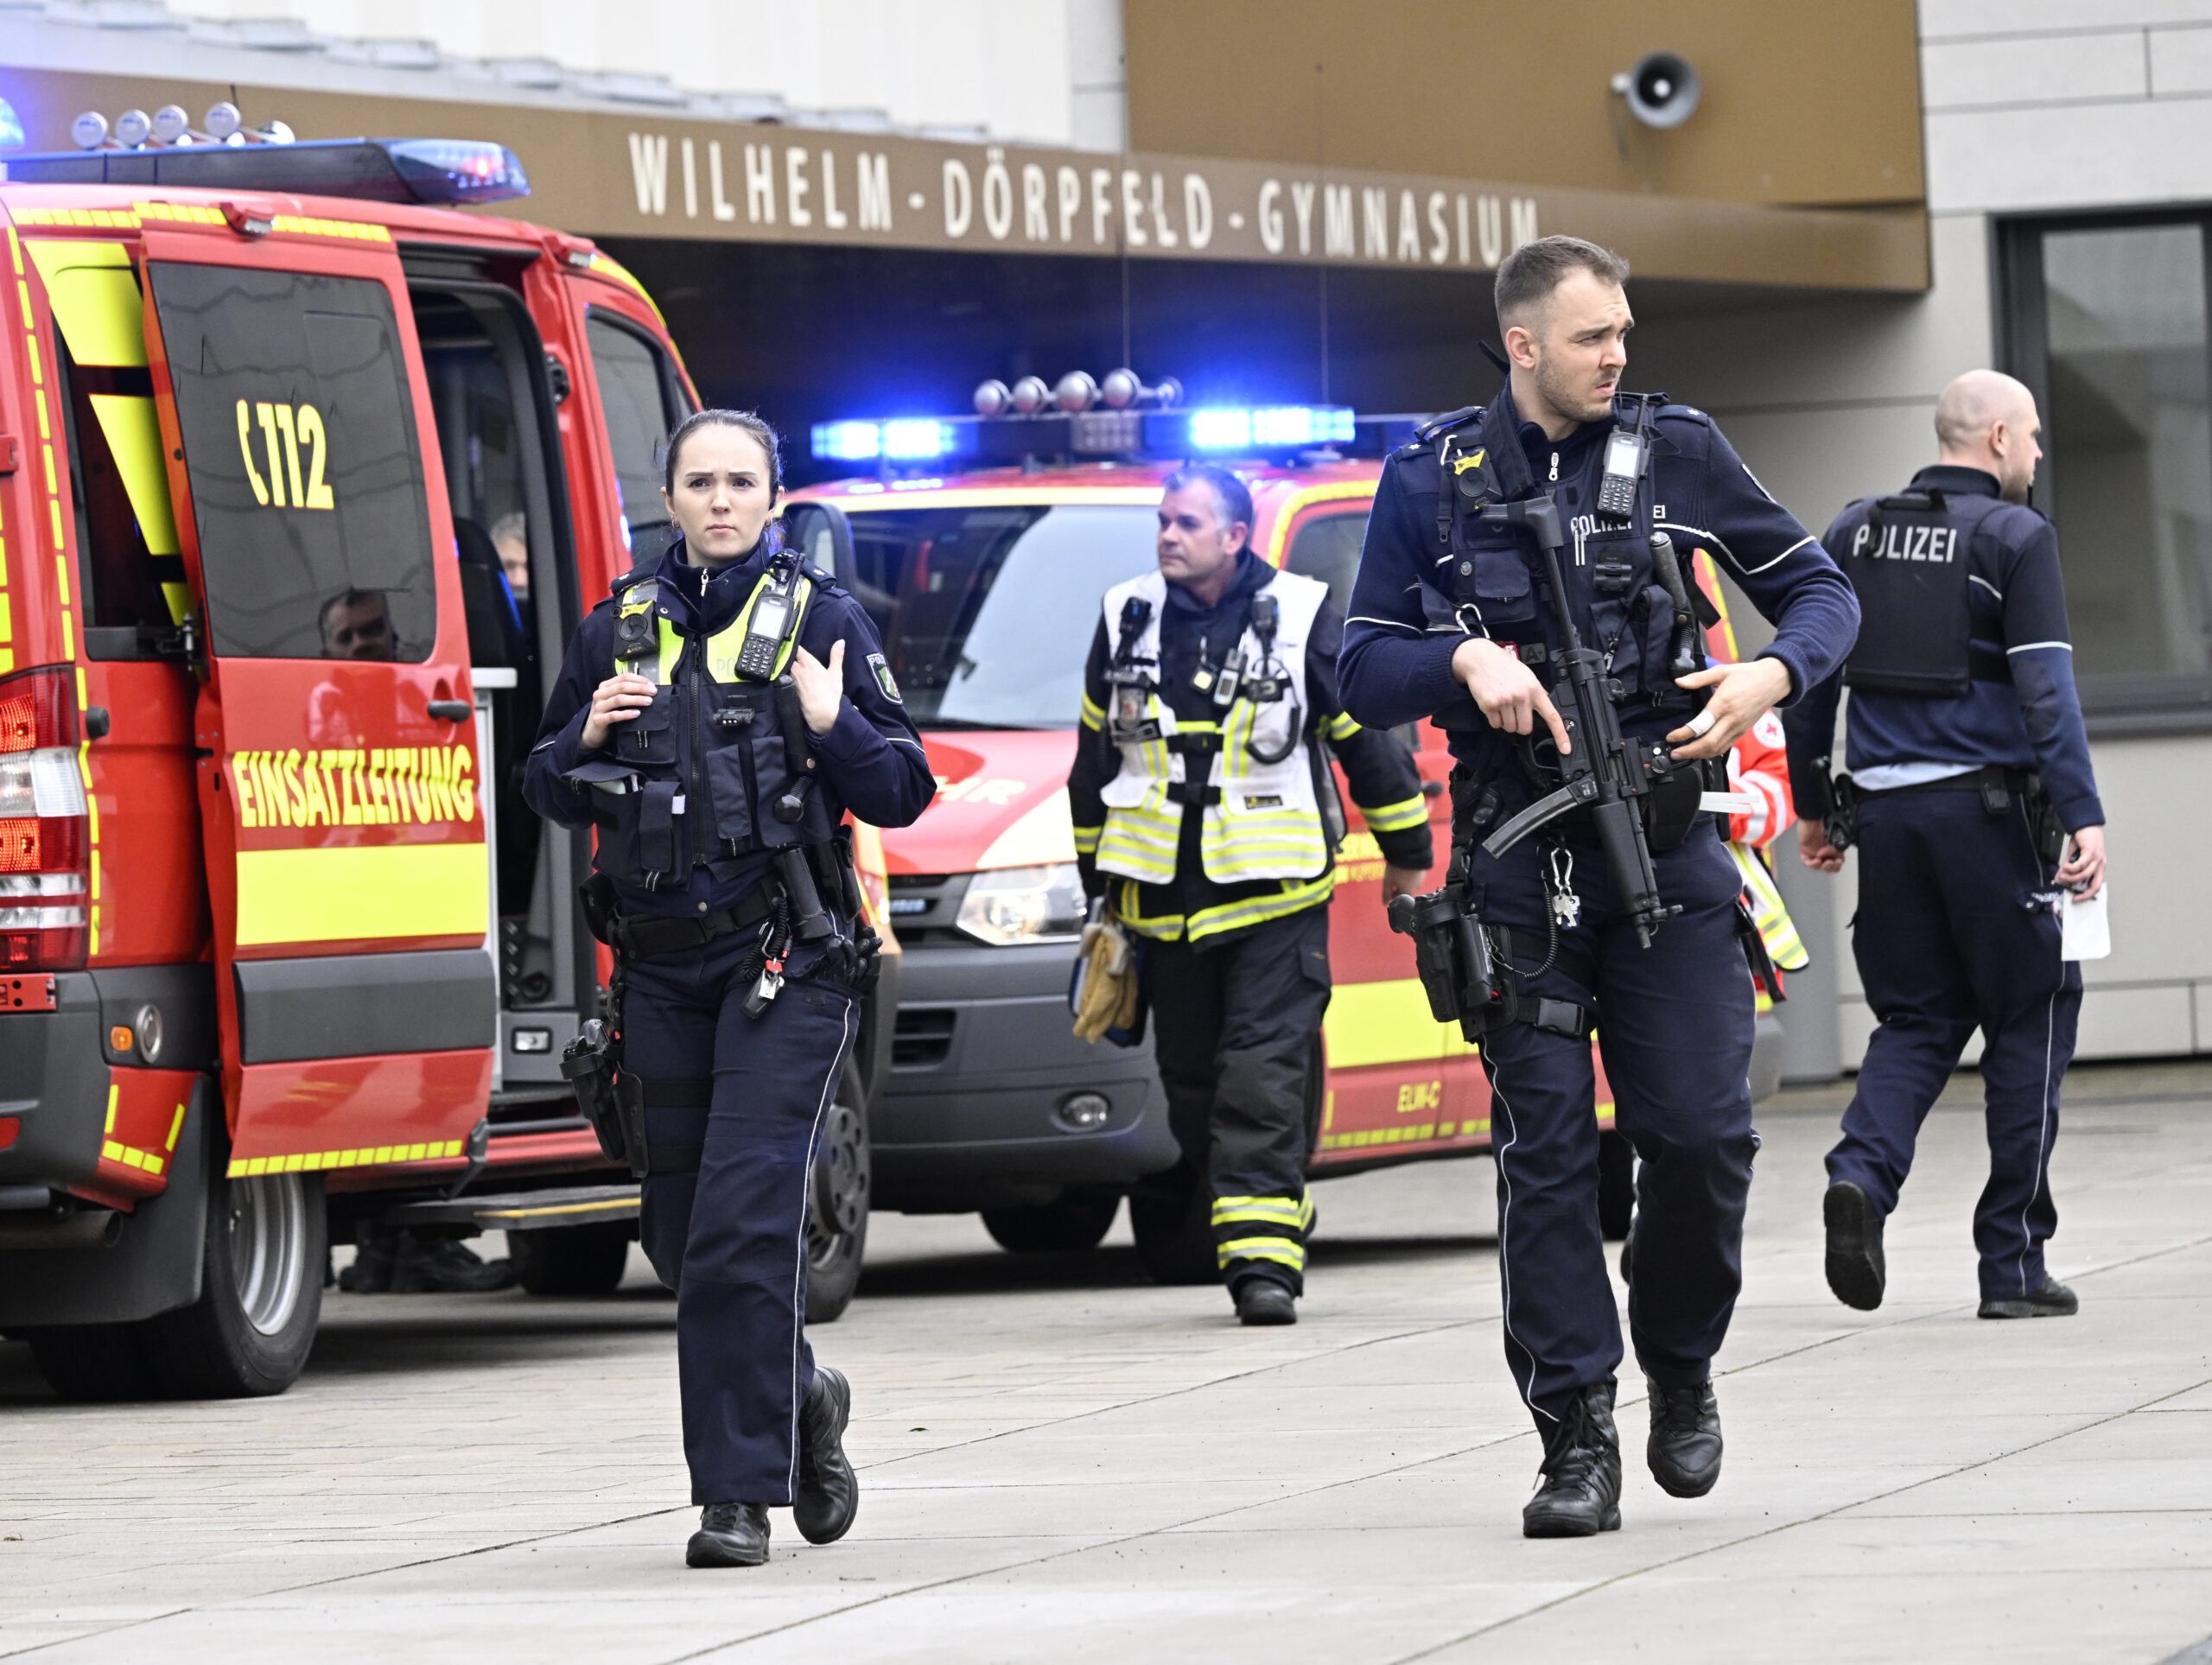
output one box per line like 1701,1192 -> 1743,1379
0,124 -> 887,1400
785,386 -> 1783,1281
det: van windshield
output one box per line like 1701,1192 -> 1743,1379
841,505 -> 1159,729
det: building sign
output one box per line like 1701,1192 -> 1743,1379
3,70 -> 1927,291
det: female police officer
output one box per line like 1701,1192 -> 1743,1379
524,410 -> 931,1568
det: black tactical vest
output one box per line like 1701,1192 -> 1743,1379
591,556 -> 838,890
1834,487 -> 2008,697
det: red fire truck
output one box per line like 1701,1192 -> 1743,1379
0,130 -> 886,1401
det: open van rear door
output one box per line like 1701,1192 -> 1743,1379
140,219 -> 494,1179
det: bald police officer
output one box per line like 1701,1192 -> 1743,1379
1786,371 -> 2106,1322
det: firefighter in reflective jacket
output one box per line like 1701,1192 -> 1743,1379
524,411 -> 932,1570
1069,463 -> 1433,1326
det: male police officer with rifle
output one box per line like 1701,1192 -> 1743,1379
1340,236 -> 1858,1537
1786,371 -> 2106,1322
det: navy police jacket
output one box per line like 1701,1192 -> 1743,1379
523,535 -> 933,919
1783,464 -> 2103,832
1338,380 -> 1859,784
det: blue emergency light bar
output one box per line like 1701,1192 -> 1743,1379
811,404 -> 1366,467
0,137 -> 530,206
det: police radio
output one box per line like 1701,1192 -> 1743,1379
1596,401 -> 1656,523
735,559 -> 802,680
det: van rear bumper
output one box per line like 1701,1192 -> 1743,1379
0,965 -> 217,1192
873,941 -> 1179,1212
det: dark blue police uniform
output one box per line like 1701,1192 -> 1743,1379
1784,464 -> 2102,1307
1339,382 -> 1857,1430
524,535 -> 931,1508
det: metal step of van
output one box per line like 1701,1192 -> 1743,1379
384,1184 -> 639,1231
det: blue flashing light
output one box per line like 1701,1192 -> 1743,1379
0,98 -> 23,152
880,418 -> 955,461
1189,405 -> 1354,450
812,421 -> 883,462
384,138 -> 530,204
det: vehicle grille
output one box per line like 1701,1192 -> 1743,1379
887,872 -> 973,947
893,1007 -> 957,1069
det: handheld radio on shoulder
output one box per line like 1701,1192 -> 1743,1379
735,558 -> 802,680
1595,397 -> 1657,523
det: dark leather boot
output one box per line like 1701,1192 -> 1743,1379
1233,1278 -> 1297,1327
338,1227 -> 399,1293
1980,1276 -> 2077,1319
392,1233 -> 518,1293
1522,1382 -> 1622,1538
687,1502 -> 771,1567
1823,1181 -> 1885,1311
793,1365 -> 859,1545
1646,1377 -> 1722,1498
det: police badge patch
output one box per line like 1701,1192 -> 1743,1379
868,651 -> 902,702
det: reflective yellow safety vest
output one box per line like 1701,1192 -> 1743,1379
1729,839 -> 1808,974
1095,568 -> 1331,889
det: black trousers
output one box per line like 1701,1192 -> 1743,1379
1829,786 -> 2080,1301
626,931 -> 857,1505
1142,904 -> 1332,1293
1466,813 -> 1758,1431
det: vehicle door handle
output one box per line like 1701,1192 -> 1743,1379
427,700 -> 473,721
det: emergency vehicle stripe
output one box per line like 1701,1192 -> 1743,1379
1262,481 -> 1376,569
1322,977 -> 1454,1069
98,1084 -> 190,1177
22,240 -> 144,367
1359,792 -> 1429,834
234,844 -> 489,946
228,1139 -> 467,1179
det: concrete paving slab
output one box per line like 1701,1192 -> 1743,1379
6,1067 -> 2212,1662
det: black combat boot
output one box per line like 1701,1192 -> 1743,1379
1645,1377 -> 1723,1498
1823,1180 -> 1886,1311
1979,1276 -> 2077,1319
793,1365 -> 859,1545
687,1502 -> 771,1567
1522,1382 -> 1622,1538
392,1232 -> 518,1293
337,1226 -> 399,1293
1233,1277 -> 1297,1327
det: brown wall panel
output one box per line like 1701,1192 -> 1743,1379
1125,0 -> 1924,208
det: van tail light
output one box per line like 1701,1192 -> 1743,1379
0,667 -> 89,971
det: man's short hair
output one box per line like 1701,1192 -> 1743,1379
1163,462 -> 1254,534
1494,235 -> 1631,330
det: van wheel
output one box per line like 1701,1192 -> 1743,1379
1130,1174 -> 1219,1286
511,1223 -> 632,1295
24,1323 -> 161,1402
145,1171 -> 324,1398
982,1189 -> 1120,1254
1597,1129 -> 1635,1242
804,1061 -> 870,1325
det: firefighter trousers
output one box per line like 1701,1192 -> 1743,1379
626,928 -> 857,1506
1143,903 -> 1331,1294
1828,787 -> 2081,1302
1466,815 -> 1758,1431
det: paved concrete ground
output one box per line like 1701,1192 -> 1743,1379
4,1063 -> 2211,1663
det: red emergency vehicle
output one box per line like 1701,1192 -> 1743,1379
785,395 -> 1780,1281
0,130 -> 885,1400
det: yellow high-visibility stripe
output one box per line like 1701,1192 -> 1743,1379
1359,793 -> 1429,834
1217,1236 -> 1307,1270
1325,711 -> 1362,741
228,1139 -> 467,1178
1079,691 -> 1104,729
1071,823 -> 1103,855
235,843 -> 487,946
88,394 -> 180,554
1211,1196 -> 1306,1225
1730,840 -> 1808,971
1184,875 -> 1333,943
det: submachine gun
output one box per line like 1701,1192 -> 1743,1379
1390,471 -> 1716,1040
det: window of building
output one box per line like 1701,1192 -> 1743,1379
148,264 -> 437,662
585,311 -> 690,567
2002,214 -> 2212,725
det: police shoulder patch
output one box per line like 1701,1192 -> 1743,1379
868,651 -> 902,703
